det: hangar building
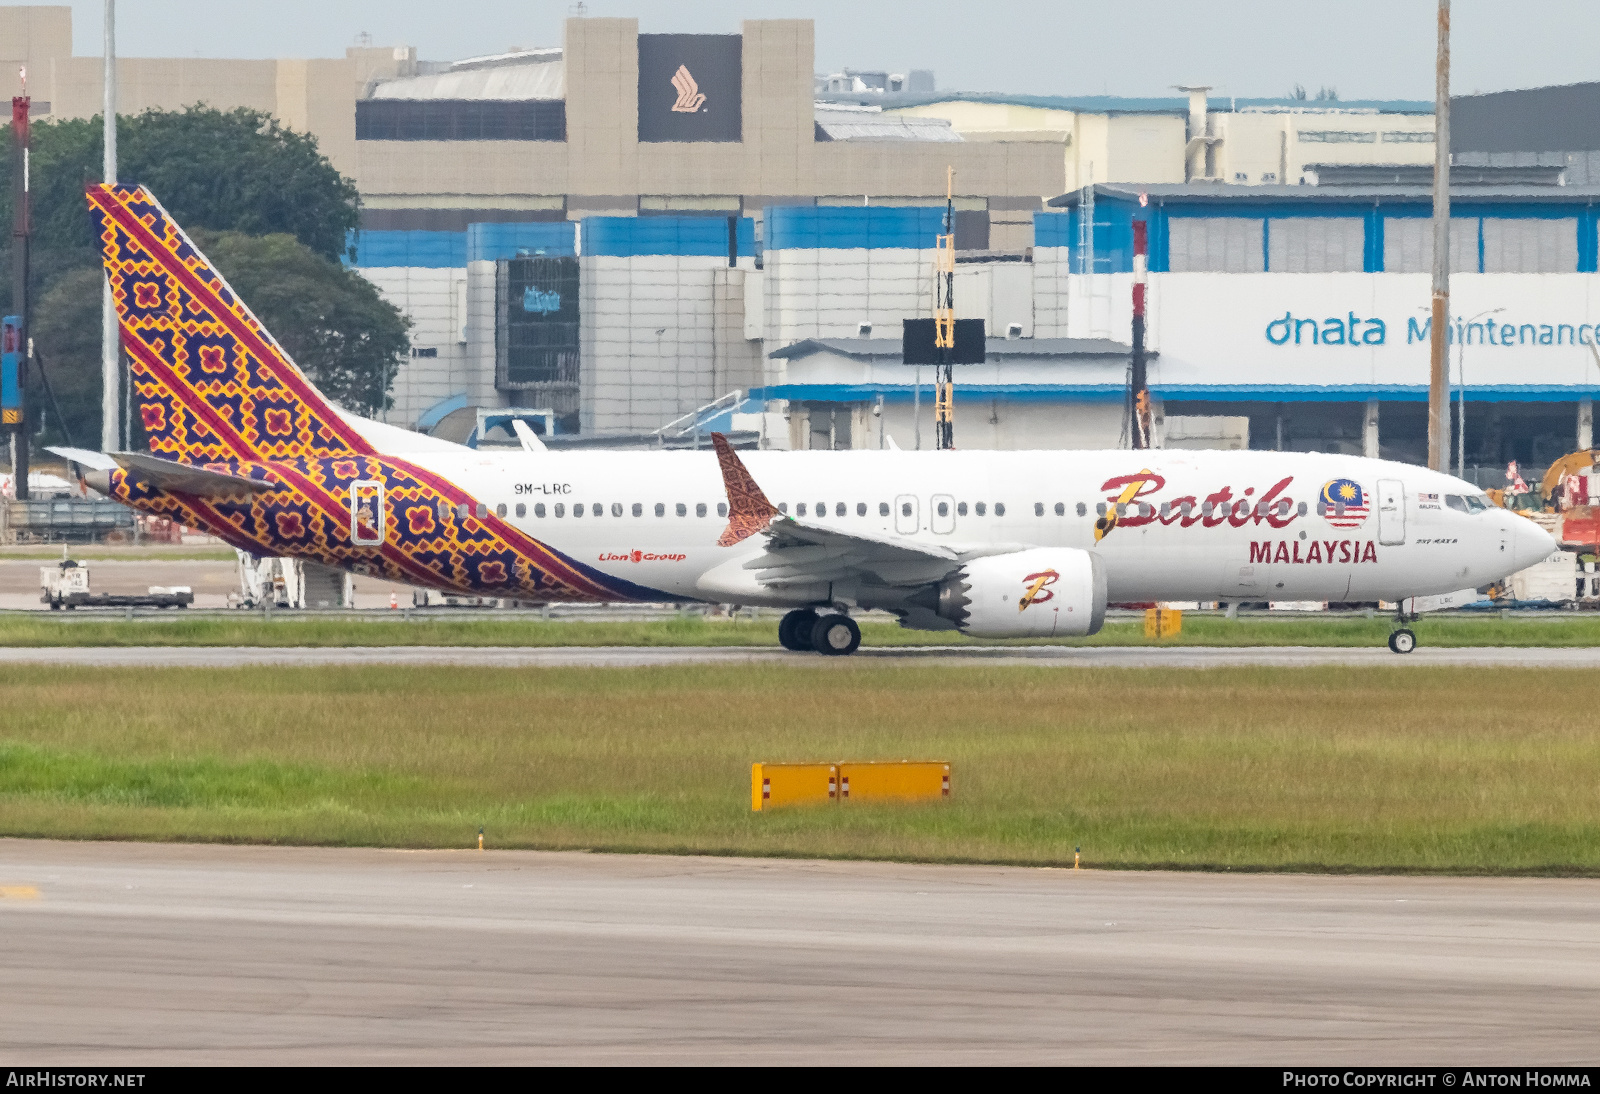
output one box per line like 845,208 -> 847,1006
5,5 -> 1594,473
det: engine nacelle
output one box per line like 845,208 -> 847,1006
936,548 -> 1107,638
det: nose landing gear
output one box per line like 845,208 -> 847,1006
1387,603 -> 1417,654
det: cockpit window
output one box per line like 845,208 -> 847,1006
1445,494 -> 1492,514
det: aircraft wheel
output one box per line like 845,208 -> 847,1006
811,613 -> 861,656
1388,628 -> 1417,654
778,609 -> 819,651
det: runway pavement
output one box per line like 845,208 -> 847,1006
3,643 -> 1600,667
1,839 -> 1595,1065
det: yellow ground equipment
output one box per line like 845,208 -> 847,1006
1144,607 -> 1182,638
752,761 -> 949,810
1541,450 -> 1597,502
1488,451 -> 1595,512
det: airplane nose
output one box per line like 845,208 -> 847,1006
1512,517 -> 1558,571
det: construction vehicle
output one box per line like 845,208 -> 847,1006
1485,450 -> 1598,606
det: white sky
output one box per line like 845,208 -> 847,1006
48,0 -> 1600,101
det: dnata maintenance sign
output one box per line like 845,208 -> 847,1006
1266,312 -> 1600,348
1149,276 -> 1600,388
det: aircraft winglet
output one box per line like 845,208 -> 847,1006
511,419 -> 548,453
710,433 -> 779,547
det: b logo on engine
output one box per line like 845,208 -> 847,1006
1019,570 -> 1059,611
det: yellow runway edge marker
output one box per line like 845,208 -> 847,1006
753,762 -> 950,810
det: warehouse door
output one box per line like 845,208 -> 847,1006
1376,479 -> 1405,545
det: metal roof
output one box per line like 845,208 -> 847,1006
1454,82 -> 1600,154
1303,161 -> 1568,187
813,105 -> 962,143
768,336 -> 1147,360
814,90 -> 1433,116
369,56 -> 564,101
1047,182 -> 1600,208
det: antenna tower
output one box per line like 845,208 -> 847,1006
934,167 -> 955,450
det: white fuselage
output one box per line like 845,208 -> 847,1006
391,447 -> 1555,606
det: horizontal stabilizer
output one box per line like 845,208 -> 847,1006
112,452 -> 277,497
44,446 -> 120,472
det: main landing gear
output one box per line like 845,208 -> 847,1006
778,608 -> 861,656
1387,604 -> 1417,654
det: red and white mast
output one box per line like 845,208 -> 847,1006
1130,217 -> 1151,449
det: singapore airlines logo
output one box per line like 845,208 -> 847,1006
1018,570 -> 1059,612
670,64 -> 706,113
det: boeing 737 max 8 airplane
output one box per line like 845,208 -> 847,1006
52,185 -> 1557,655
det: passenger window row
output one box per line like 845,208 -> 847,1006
440,501 -> 733,520
1091,499 -> 1311,519
448,496 -> 1326,525
522,501 -> 728,519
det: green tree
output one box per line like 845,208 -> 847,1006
1,105 -> 360,263
28,267 -> 105,447
0,105 -> 404,447
28,233 -> 410,442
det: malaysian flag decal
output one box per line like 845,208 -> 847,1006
1320,478 -> 1370,528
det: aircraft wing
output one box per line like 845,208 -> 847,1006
744,515 -> 964,588
708,433 -> 1025,590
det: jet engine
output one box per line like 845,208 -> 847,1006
934,547 -> 1107,638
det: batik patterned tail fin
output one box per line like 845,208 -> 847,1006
87,183 -> 373,463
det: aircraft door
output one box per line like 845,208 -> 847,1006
894,494 -> 919,535
930,493 -> 956,534
1376,478 -> 1405,545
351,480 -> 386,545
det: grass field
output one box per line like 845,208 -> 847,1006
1,612 -> 1600,648
2,663 -> 1596,873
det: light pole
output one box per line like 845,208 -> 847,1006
1428,0 -> 1452,472
100,0 -> 117,453
1457,307 -> 1502,481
